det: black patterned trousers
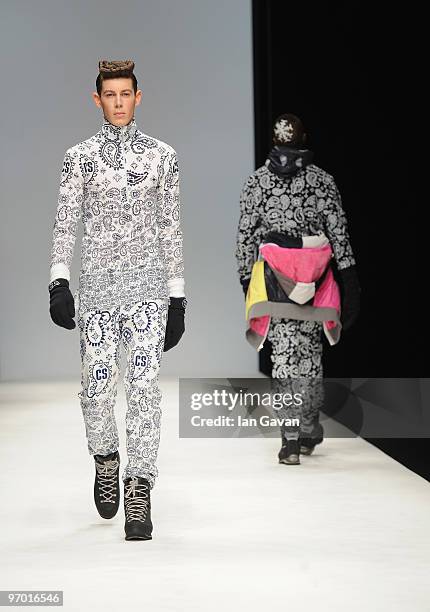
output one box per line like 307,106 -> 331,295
267,318 -> 324,441
77,298 -> 169,488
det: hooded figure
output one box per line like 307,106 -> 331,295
235,113 -> 360,464
266,114 -> 314,177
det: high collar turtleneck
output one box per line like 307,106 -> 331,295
101,115 -> 138,143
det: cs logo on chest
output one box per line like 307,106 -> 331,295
79,154 -> 97,184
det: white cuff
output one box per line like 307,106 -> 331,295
168,277 -> 185,297
50,263 -> 70,283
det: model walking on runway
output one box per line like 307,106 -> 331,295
49,59 -> 187,540
235,113 -> 360,465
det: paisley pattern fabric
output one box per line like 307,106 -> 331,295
235,162 -> 356,283
267,318 -> 324,440
77,298 -> 168,487
50,116 -> 184,313
235,161 -> 356,443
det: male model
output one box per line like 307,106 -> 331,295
235,113 -> 360,465
49,60 -> 186,540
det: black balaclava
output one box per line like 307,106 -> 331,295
265,113 -> 314,177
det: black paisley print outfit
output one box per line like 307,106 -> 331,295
50,116 -> 185,485
235,156 -> 356,441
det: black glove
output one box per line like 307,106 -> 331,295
164,297 -> 187,352
49,278 -> 76,330
240,277 -> 250,296
338,265 -> 361,331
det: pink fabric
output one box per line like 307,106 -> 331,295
247,243 -> 341,343
249,314 -> 270,338
260,243 -> 332,283
312,265 -> 340,329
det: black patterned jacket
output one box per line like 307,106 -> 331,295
235,161 -> 356,285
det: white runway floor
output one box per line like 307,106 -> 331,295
1,379 -> 429,611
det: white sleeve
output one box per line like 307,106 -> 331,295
50,147 -> 85,282
159,149 -> 185,297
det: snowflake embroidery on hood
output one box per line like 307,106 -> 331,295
274,119 -> 294,143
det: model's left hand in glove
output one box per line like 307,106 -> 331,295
338,265 -> 361,331
164,297 -> 187,352
240,277 -> 250,297
49,278 -> 76,330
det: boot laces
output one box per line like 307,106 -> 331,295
124,478 -> 150,522
95,458 -> 119,503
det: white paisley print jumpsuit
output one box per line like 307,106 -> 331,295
235,162 -> 355,441
50,116 -> 185,487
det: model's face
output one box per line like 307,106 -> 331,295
92,77 -> 142,126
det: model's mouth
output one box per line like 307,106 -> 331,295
115,113 -> 125,116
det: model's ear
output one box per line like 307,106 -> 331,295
135,89 -> 143,105
92,91 -> 101,108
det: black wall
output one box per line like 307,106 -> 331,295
251,1 -> 426,478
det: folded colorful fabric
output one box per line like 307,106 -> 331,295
245,233 -> 341,351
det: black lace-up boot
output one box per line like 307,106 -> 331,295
123,477 -> 153,541
93,450 -> 120,519
278,438 -> 301,465
299,423 -> 324,455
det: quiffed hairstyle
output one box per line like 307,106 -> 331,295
96,59 -> 138,95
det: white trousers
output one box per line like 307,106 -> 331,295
77,298 -> 169,488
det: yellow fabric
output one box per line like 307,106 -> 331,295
245,260 -> 268,320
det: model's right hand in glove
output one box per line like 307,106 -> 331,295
49,278 -> 76,330
338,265 -> 361,331
164,297 -> 186,352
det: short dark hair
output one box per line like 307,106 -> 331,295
96,59 -> 138,96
